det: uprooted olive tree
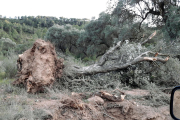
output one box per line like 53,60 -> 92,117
12,33 -> 171,93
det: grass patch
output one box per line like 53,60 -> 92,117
0,78 -> 14,85
0,83 -> 34,120
0,54 -> 6,61
0,96 -> 34,120
0,72 -> 5,80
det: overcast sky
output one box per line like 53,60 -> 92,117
0,0 -> 109,19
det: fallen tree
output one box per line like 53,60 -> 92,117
70,41 -> 169,76
69,31 -> 169,76
13,35 -> 170,93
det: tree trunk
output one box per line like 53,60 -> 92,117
68,41 -> 169,76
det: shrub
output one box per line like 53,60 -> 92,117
0,72 -> 5,80
45,24 -> 81,54
14,41 -> 34,54
0,38 -> 16,50
0,38 -> 16,56
2,54 -> 17,78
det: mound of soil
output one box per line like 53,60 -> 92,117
13,39 -> 64,93
32,90 -> 171,120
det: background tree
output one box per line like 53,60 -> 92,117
11,28 -> 20,42
77,12 -> 118,57
3,20 -> 11,32
108,0 -> 180,40
0,20 -> 3,30
45,24 -> 81,56
0,29 -> 10,38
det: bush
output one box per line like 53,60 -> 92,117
0,29 -> 10,38
45,24 -> 82,56
0,38 -> 16,56
2,54 -> 18,78
0,72 -> 5,80
14,41 -> 34,54
163,6 -> 180,40
151,58 -> 180,87
0,38 -> 16,50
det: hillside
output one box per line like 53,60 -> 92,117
0,16 -> 89,44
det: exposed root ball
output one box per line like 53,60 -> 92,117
13,39 -> 64,93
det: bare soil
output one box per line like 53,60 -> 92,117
0,86 -> 172,120
30,89 -> 171,120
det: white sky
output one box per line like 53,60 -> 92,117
0,0 -> 109,19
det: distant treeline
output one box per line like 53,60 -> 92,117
0,16 -> 90,28
0,16 -> 89,43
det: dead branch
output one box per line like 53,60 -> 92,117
141,31 -> 157,45
72,90 -> 126,102
97,41 -> 122,66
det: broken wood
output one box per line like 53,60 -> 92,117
141,31 -> 156,45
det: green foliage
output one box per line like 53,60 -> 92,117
163,6 -> 180,40
0,17 -> 55,43
2,54 -> 17,78
0,20 -> 3,29
14,41 -> 34,54
0,72 -> 5,80
32,33 -> 38,39
45,12 -> 120,58
11,28 -> 20,43
65,48 -> 72,55
82,55 -> 96,63
151,58 -> 180,87
45,24 -> 82,56
77,12 -> 118,57
7,15 -> 89,28
0,29 -> 10,38
36,29 -> 42,38
0,38 -> 16,56
0,53 -> 5,60
3,20 -> 11,32
108,0 -> 180,41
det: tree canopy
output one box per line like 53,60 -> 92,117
108,0 -> 180,40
